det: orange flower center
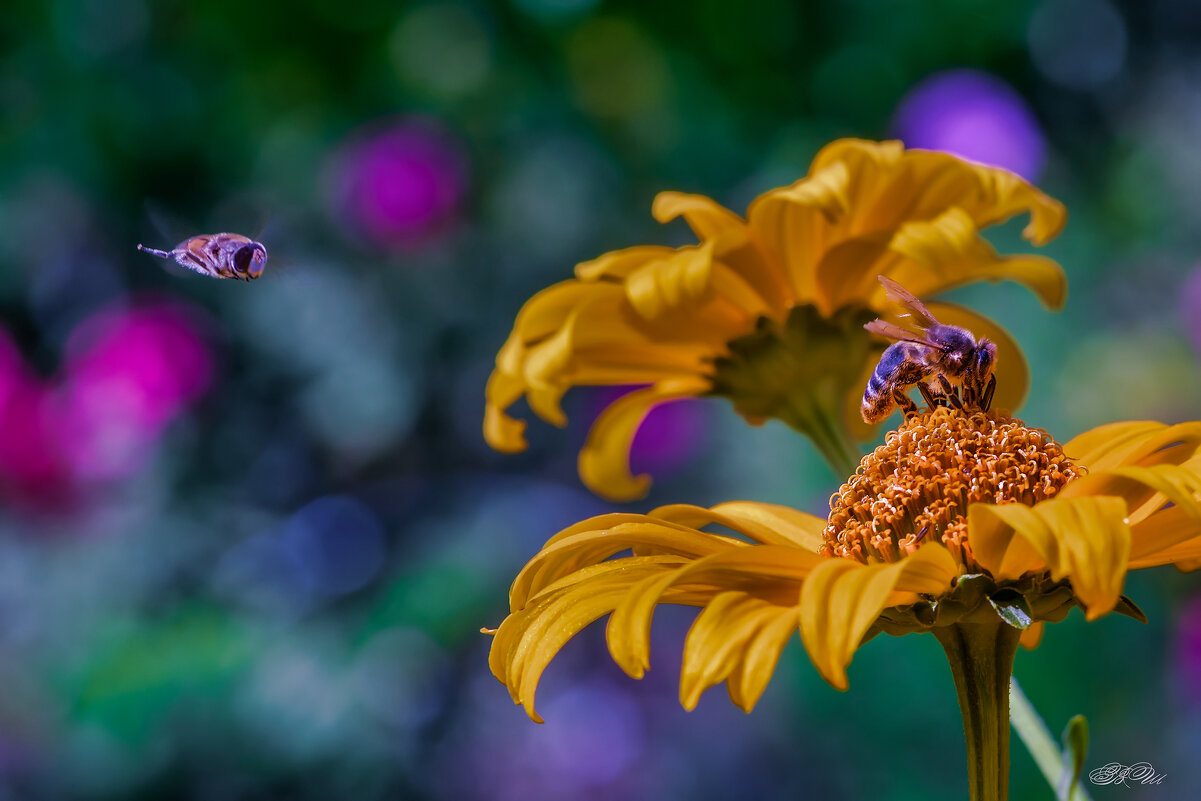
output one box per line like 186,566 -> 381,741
823,406 -> 1083,569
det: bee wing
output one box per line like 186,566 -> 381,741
878,275 -> 940,327
864,318 -> 942,348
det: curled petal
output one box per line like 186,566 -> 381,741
880,208 -> 1067,311
650,501 -> 827,549
969,496 -> 1131,620
606,545 -> 825,680
799,544 -> 958,689
679,593 -> 795,711
651,191 -> 746,241
578,377 -> 711,501
575,245 -> 677,281
490,556 -> 696,721
1064,421 -> 1201,471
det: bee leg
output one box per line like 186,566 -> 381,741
892,389 -> 919,417
917,381 -> 941,411
937,375 -> 965,411
981,374 -> 997,412
962,376 -> 978,407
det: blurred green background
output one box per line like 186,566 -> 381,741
1,0 -> 1200,798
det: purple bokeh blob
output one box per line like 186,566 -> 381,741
588,388 -> 708,477
1182,265 -> 1201,354
1175,595 -> 1201,705
892,69 -> 1047,180
330,117 -> 468,249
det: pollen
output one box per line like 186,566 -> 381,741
823,406 -> 1083,569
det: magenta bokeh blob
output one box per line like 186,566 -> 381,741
892,69 -> 1047,180
0,299 -> 214,510
330,118 -> 468,249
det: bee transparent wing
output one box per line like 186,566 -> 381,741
864,319 -> 941,348
878,275 -> 940,327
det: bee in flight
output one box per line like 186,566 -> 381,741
861,276 -> 997,423
138,233 -> 267,281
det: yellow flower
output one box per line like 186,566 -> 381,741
484,139 -> 1067,500
488,408 -> 1201,723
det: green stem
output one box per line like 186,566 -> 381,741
934,621 -> 1021,801
777,390 -> 862,478
1009,678 -> 1094,801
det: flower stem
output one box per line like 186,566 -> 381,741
934,621 -> 1021,801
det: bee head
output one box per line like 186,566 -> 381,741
930,326 -> 976,375
233,242 -> 268,280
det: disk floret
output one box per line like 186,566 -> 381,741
823,407 -> 1083,569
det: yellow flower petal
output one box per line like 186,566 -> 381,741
650,501 -> 827,549
679,592 -> 790,710
651,191 -> 746,240
574,245 -> 678,281
807,140 -> 1065,245
924,302 -> 1029,413
605,545 -> 825,679
799,544 -> 958,689
708,500 -> 828,551
578,376 -> 711,501
968,496 -> 1131,620
1061,464 -> 1201,522
726,604 -> 801,711
1129,506 -> 1201,567
1064,421 -> 1201,471
491,556 -> 696,721
511,515 -> 744,608
880,207 -> 1067,311
1019,621 -> 1045,650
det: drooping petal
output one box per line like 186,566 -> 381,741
1019,621 -> 1045,650
708,501 -> 828,551
1129,506 -> 1201,567
1060,464 -> 1201,523
725,603 -> 802,711
605,545 -> 825,679
968,496 -> 1131,620
511,515 -> 745,608
746,160 -> 853,305
1064,421 -> 1201,472
924,302 -> 1029,413
678,592 -> 792,710
806,140 -> 1066,245
877,208 -> 1067,311
491,556 -> 700,721
650,501 -> 827,549
577,376 -> 711,501
799,544 -> 958,689
652,191 -> 746,241
574,245 -> 678,281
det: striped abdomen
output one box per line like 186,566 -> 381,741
861,342 -> 933,423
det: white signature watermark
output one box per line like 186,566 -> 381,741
1088,762 -> 1166,787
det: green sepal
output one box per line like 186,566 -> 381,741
1113,594 -> 1148,624
988,589 -> 1034,630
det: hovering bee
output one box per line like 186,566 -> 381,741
860,276 -> 997,423
138,233 -> 267,281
